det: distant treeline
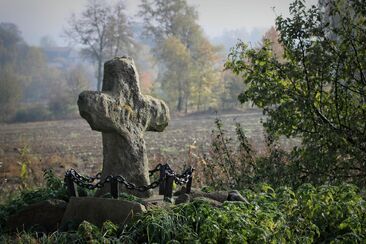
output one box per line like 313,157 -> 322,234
0,23 -> 91,123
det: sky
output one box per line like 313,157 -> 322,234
0,0 -> 318,46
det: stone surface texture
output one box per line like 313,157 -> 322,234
78,57 -> 170,198
192,197 -> 222,207
6,199 -> 67,233
61,197 -> 146,227
227,190 -> 250,204
182,189 -> 229,203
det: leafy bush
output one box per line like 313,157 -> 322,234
225,0 -> 366,186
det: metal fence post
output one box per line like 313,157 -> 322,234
65,174 -> 78,197
186,176 -> 192,194
110,177 -> 119,199
159,164 -> 166,195
164,174 -> 174,201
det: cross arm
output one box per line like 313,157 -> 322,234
143,95 -> 170,132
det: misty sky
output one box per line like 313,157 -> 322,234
0,0 -> 318,46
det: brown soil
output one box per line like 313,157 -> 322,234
0,111 -> 269,191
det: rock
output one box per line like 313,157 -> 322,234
61,197 -> 146,227
78,57 -> 170,198
227,190 -> 250,204
142,200 -> 171,210
173,186 -> 187,196
192,197 -> 222,207
189,189 -> 228,203
175,193 -> 190,204
6,199 -> 67,233
163,196 -> 175,204
205,191 -> 228,203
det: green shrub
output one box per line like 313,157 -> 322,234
225,0 -> 366,186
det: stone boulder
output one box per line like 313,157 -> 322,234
175,193 -> 191,205
188,189 -> 228,203
61,197 -> 146,227
6,199 -> 67,233
175,189 -> 250,206
227,190 -> 250,204
192,197 -> 222,207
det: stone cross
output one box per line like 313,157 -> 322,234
78,57 -> 170,198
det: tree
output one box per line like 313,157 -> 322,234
139,0 -> 199,44
139,0 -> 221,112
39,35 -> 57,48
0,67 -> 22,121
0,22 -> 23,67
65,0 -> 135,91
220,70 -> 245,109
156,36 -> 191,111
66,65 -> 91,102
261,26 -> 284,62
140,0 -> 219,112
225,0 -> 366,185
190,37 -> 222,111
139,0 -> 198,112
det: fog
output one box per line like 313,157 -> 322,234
0,0 -> 317,45
0,0 -> 319,123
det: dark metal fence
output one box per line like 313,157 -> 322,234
64,164 -> 194,201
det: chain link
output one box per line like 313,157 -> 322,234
148,163 -> 162,176
64,164 -> 194,192
175,166 -> 194,185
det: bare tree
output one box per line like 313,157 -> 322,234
64,0 -> 135,91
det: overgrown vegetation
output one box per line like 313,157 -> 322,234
200,118 -> 292,190
225,0 -> 366,186
2,183 -> 365,243
121,184 -> 366,243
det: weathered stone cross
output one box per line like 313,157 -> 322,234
78,57 -> 170,198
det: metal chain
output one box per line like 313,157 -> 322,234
64,164 -> 194,192
174,167 -> 195,185
114,175 -> 162,192
148,163 -> 162,176
65,169 -> 103,190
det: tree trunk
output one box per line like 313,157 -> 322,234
177,80 -> 183,112
197,93 -> 201,111
97,58 -> 103,91
177,96 -> 183,112
185,96 -> 188,114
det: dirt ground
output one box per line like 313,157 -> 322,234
0,109 -> 269,190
